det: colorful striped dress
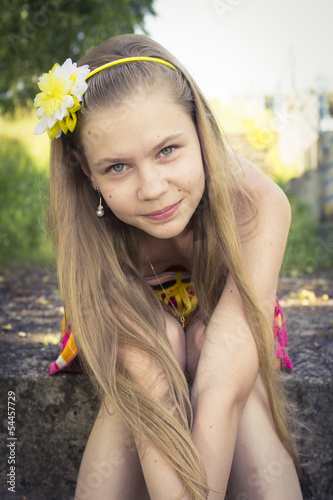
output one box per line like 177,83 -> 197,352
49,271 -> 292,374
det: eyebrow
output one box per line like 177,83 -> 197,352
92,132 -> 185,169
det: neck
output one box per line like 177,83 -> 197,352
140,228 -> 194,276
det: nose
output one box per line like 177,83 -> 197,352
137,165 -> 169,201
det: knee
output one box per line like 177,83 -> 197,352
163,312 -> 186,372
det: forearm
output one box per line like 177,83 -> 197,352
190,347 -> 258,498
193,273 -> 260,403
190,387 -> 241,499
190,279 -> 260,497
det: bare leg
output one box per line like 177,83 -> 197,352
226,374 -> 303,500
75,311 -> 186,500
75,402 -> 150,500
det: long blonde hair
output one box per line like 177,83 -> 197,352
48,34 -> 298,499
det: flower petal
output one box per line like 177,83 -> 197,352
47,114 -> 58,129
62,95 -> 75,109
55,106 -> 69,121
48,123 -> 61,140
71,81 -> 88,100
34,115 -> 48,135
60,59 -> 76,80
59,120 -> 69,135
34,91 -> 47,108
65,111 -> 77,133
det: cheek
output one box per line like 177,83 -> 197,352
191,166 -> 206,200
104,191 -> 118,210
195,179 -> 205,208
104,193 -> 132,220
181,154 -> 204,188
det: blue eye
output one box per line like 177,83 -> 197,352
110,164 -> 126,173
159,146 -> 174,156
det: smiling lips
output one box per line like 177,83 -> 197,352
143,201 -> 182,221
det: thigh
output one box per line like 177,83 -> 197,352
75,402 -> 150,500
227,374 -> 302,499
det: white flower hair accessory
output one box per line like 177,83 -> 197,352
34,58 -> 90,140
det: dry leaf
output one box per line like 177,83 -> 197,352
36,297 -> 53,306
297,289 -> 316,302
1,324 -> 12,330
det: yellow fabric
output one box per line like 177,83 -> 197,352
153,271 -> 198,320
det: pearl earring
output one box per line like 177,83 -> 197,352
95,187 -> 104,217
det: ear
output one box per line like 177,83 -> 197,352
73,150 -> 97,189
90,175 -> 98,191
74,150 -> 90,177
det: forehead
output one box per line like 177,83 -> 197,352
80,89 -> 195,161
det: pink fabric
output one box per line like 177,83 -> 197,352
49,361 -> 60,375
48,325 -> 82,375
273,299 -> 293,370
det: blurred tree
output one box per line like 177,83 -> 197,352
0,0 -> 156,112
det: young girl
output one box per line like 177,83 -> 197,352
35,34 -> 303,499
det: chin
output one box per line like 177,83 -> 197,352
145,223 -> 191,240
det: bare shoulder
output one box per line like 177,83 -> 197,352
239,158 -> 291,218
229,153 -> 291,230
226,154 -> 292,306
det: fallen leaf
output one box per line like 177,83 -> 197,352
297,289 -> 316,302
1,324 -> 12,330
43,334 -> 60,345
36,297 -> 53,306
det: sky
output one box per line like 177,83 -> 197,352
136,0 -> 333,99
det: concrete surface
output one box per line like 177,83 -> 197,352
0,273 -> 333,499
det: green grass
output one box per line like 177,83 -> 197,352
0,109 -> 50,171
281,193 -> 318,275
279,187 -> 333,275
0,135 -> 53,266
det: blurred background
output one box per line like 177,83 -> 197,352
1,0 -> 333,274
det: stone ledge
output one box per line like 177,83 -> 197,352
0,330 -> 332,500
0,487 -> 74,500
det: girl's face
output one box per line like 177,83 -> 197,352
81,89 -> 205,240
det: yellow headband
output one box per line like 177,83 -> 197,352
86,56 -> 178,79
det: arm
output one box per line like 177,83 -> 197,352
190,158 -> 292,498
